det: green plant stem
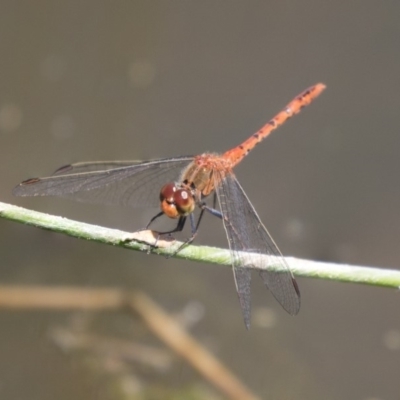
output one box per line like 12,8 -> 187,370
1,201 -> 400,288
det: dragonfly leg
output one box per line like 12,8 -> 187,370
154,215 -> 187,236
146,216 -> 188,254
202,204 -> 222,219
170,196 -> 225,255
123,213 -> 186,250
169,198 -> 223,254
145,211 -> 164,229
212,192 -> 217,209
144,212 -> 187,237
199,193 -> 222,219
169,212 -> 203,256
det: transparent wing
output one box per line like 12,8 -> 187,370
51,160 -> 147,175
215,172 -> 300,329
13,157 -> 194,208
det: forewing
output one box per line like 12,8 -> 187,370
13,157 -> 193,208
52,160 -> 147,175
215,172 -> 300,328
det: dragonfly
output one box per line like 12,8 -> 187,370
13,83 -> 326,329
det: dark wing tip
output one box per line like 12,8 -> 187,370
20,177 -> 40,185
292,277 -> 301,298
12,178 -> 41,196
288,277 -> 301,316
52,164 -> 73,175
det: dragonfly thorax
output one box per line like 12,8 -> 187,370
181,153 -> 230,198
159,182 -> 196,218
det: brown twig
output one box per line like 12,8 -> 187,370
0,285 -> 259,400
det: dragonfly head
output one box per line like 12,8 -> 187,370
160,182 -> 195,218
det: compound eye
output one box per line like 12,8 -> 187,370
174,189 -> 195,215
159,182 -> 177,203
160,183 -> 179,218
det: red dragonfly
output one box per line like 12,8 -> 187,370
13,83 -> 325,328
